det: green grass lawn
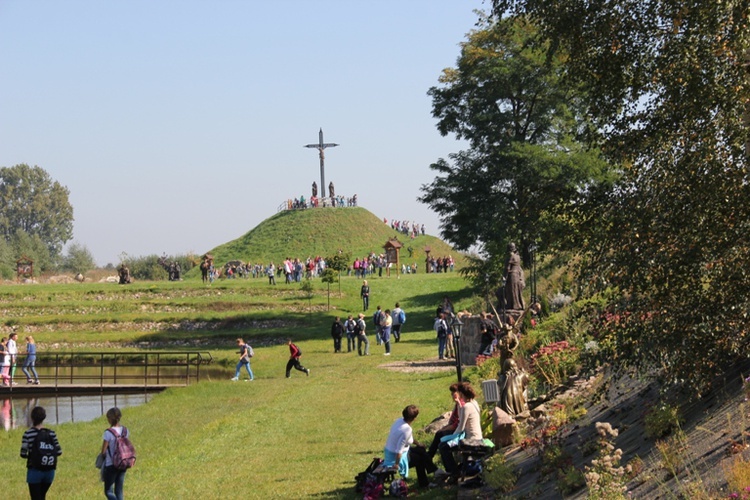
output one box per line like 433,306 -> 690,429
0,271 -> 473,498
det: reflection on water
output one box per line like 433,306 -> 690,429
1,393 -> 154,431
0,367 -> 227,431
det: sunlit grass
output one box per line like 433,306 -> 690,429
1,272 -> 469,498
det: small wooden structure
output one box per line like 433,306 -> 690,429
383,237 -> 403,277
16,256 -> 33,282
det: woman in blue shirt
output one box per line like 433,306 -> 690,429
22,336 -> 40,384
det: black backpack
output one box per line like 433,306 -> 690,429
29,428 -> 57,471
355,457 -> 383,493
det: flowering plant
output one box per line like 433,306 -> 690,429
530,340 -> 580,388
584,422 -> 628,500
727,486 -> 750,499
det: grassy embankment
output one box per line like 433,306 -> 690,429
0,270 -> 473,499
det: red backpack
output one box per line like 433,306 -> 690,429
107,427 -> 136,470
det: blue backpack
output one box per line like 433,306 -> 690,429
398,310 -> 406,324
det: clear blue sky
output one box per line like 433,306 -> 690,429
0,0 -> 485,266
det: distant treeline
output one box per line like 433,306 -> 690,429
119,253 -> 198,281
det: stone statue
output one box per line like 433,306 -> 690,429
502,243 -> 525,311
497,358 -> 529,418
328,181 -> 335,198
312,181 -> 318,197
118,264 -> 132,285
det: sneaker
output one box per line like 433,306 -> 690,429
230,377 -> 239,381
384,353 -> 391,356
306,369 -> 310,377
33,381 -> 40,385
245,379 -> 254,382
11,381 -> 17,386
27,380 -> 33,384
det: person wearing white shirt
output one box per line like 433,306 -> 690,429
7,332 -> 18,385
383,405 -> 439,489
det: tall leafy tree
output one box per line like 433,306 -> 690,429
62,242 -> 97,274
0,164 -> 74,259
492,0 -> 750,389
11,229 -> 52,274
420,14 -> 614,270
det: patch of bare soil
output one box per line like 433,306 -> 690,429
380,359 -> 458,373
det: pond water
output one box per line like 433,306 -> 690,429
1,393 -> 154,430
1,366 -> 228,431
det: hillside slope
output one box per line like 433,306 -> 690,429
203,207 -> 461,266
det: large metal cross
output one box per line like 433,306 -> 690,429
304,128 -> 339,198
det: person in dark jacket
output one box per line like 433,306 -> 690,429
285,339 -> 310,378
20,406 -> 62,500
331,317 -> 344,353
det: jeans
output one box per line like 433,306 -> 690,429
438,336 -> 447,359
392,324 -> 402,342
381,327 -> 391,354
234,360 -> 254,380
333,336 -> 342,352
362,295 -> 369,311
23,355 -> 39,381
103,466 -> 126,500
357,334 -> 370,355
346,333 -> 356,352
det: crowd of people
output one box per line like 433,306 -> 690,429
286,194 -> 357,210
205,251 -> 445,284
426,255 -> 455,273
386,219 -> 425,239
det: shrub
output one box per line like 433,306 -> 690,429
549,292 -> 573,311
483,453 -> 517,492
558,465 -> 585,495
644,403 -> 681,439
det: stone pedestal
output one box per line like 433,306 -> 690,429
491,407 -> 516,447
456,315 -> 483,366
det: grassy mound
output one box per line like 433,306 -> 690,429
203,207 -> 459,266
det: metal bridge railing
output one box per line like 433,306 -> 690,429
3,351 -> 213,392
